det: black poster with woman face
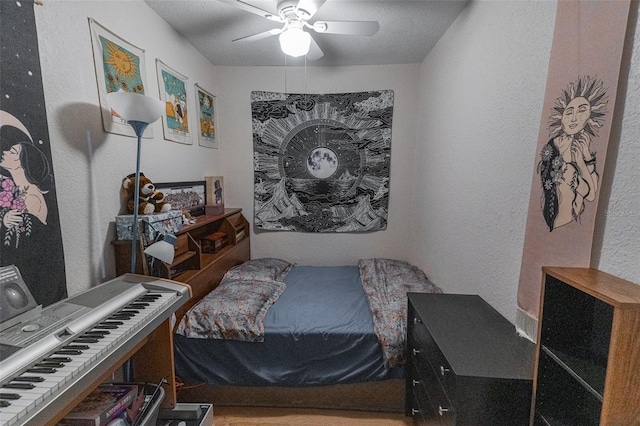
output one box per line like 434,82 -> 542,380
0,1 -> 67,306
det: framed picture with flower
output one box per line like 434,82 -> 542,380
195,84 -> 217,149
156,59 -> 191,144
89,18 -> 153,137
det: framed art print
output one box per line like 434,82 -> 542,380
205,176 -> 224,206
155,181 -> 206,216
156,59 -> 191,144
89,18 -> 153,137
196,84 -> 217,149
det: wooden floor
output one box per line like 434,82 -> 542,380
213,406 -> 413,426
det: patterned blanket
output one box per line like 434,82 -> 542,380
176,258 -> 293,342
358,258 -> 442,367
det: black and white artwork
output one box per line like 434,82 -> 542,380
252,90 -> 393,232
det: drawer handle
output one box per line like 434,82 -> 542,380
413,317 -> 422,324
412,379 -> 420,387
412,348 -> 421,356
438,406 -> 449,416
411,408 -> 420,416
440,365 -> 450,376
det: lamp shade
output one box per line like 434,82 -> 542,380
107,92 -> 164,124
279,27 -> 311,57
144,233 -> 177,264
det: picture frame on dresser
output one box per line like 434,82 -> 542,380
155,180 -> 206,216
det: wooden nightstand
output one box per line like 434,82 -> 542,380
406,293 -> 535,425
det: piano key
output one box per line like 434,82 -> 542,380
126,303 -> 149,309
0,393 -> 21,400
102,320 -> 124,326
25,367 -> 56,374
8,377 -> 44,383
62,345 -> 89,350
109,314 -> 135,320
33,362 -> 64,368
93,324 -> 118,329
2,383 -> 35,390
53,349 -> 82,356
43,357 -> 72,363
82,332 -> 106,337
73,338 -> 100,344
0,400 -> 10,407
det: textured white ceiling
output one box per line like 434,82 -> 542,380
145,0 -> 469,66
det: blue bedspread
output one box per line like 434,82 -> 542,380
174,265 -> 403,386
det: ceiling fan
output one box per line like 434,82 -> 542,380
219,0 -> 380,60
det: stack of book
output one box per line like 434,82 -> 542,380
59,383 -> 144,426
235,226 -> 246,243
200,231 -> 228,253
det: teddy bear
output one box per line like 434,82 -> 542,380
122,173 -> 172,215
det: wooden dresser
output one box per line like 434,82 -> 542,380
532,267 -> 640,425
406,293 -> 535,425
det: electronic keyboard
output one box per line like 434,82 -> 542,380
0,271 -> 190,425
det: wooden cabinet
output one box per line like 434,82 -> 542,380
531,267 -> 640,426
406,293 -> 535,425
114,208 -> 250,319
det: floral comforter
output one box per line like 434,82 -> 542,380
358,258 -> 442,367
175,258 -> 293,342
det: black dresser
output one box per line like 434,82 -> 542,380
406,293 -> 535,425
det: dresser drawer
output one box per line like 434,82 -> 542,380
407,359 -> 454,425
408,314 -> 455,425
174,233 -> 190,256
410,311 -> 455,395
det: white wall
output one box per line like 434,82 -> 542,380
32,0 -> 639,321
410,0 -> 640,324
216,64 -> 420,265
593,2 -> 640,282
34,1 -> 221,295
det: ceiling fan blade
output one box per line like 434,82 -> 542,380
306,34 -> 324,61
296,0 -> 326,19
232,28 -> 283,43
218,0 -> 283,22
313,20 -> 380,36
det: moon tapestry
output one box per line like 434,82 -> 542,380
252,90 -> 394,233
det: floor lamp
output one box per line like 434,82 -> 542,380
107,92 -> 165,273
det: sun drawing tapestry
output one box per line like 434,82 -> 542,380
252,90 -> 393,232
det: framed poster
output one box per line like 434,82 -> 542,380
205,176 -> 224,206
195,84 -> 217,149
155,181 -> 206,216
89,18 -> 153,137
156,59 -> 191,144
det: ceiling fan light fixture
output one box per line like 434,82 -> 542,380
279,27 -> 311,57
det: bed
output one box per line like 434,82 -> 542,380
172,257 -> 441,412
